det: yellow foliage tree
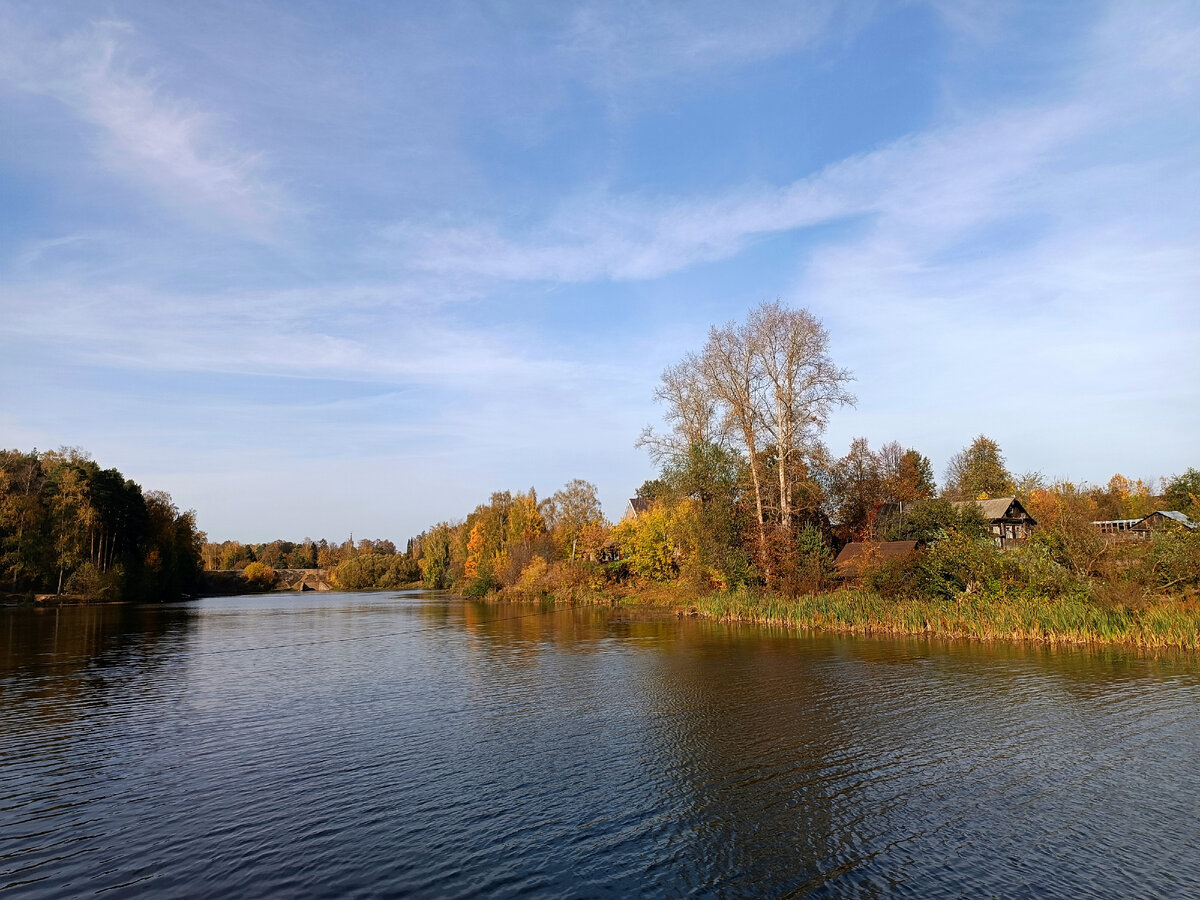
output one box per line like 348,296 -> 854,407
464,521 -> 485,579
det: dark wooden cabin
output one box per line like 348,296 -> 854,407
952,496 -> 1036,548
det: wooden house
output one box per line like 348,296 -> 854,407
952,496 -> 1036,548
834,541 -> 918,579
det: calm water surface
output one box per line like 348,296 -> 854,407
2,592 -> 1199,898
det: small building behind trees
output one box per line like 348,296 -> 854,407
1091,518 -> 1145,537
951,496 -> 1036,548
834,541 -> 918,579
623,498 -> 652,521
1091,511 -> 1197,538
1132,510 -> 1196,533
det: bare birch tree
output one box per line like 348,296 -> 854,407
749,301 -> 855,529
699,319 -> 769,559
636,353 -> 722,466
641,300 -> 854,564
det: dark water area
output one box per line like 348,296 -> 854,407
2,593 -> 1199,898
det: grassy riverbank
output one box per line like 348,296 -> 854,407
681,587 -> 1200,650
497,582 -> 1200,649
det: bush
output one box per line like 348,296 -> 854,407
462,573 -> 500,598
516,555 -> 549,594
242,561 -> 277,589
1130,528 -> 1200,594
864,554 -> 924,600
64,562 -> 124,601
761,524 -> 835,598
916,529 -> 1004,599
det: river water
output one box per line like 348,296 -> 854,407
2,591 -> 1198,898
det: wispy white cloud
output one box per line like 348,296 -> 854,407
0,16 -> 289,238
380,99 -> 1095,285
377,0 -> 1196,301
2,0 -> 1196,537
558,1 -> 851,87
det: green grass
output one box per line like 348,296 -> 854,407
680,586 -> 1200,649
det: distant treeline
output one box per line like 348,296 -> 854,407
0,448 -> 205,601
201,536 -> 421,591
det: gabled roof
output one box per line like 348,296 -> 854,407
834,541 -> 918,578
626,498 -> 652,518
951,496 -> 1034,523
1134,510 -> 1197,530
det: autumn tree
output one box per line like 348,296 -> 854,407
418,523 -> 455,589
885,445 -> 937,503
637,354 -> 723,466
750,302 -> 855,529
699,315 -> 771,557
944,435 -> 1013,500
1163,469 -> 1200,520
543,479 -> 604,561
829,438 -> 884,539
659,441 -> 752,585
644,301 -> 854,565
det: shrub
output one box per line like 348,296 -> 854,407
884,498 -> 987,543
916,529 -> 1004,599
1130,527 -> 1200,594
516,555 -> 549,594
864,553 -> 924,600
462,573 -> 500,598
242,561 -> 277,589
761,524 -> 836,598
64,562 -> 123,601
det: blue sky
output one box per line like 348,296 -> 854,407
1,0 -> 1197,543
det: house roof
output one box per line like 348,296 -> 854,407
834,541 -> 918,578
1134,510 -> 1197,530
951,496 -> 1033,522
626,498 -> 652,517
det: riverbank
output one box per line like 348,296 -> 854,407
492,582 -> 1200,650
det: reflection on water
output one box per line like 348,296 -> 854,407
2,593 -> 1198,898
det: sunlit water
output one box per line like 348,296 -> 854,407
2,592 -> 1199,898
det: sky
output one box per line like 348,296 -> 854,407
1,0 -> 1197,543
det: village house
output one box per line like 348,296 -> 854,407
623,498 -> 652,521
952,496 -> 1036,548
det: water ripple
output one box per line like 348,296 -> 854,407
2,594 -> 1199,898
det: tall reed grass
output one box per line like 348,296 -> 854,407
686,586 -> 1200,649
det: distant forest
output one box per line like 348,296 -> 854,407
0,448 -> 204,600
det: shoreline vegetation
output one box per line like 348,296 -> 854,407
5,304 -> 1199,651
489,584 -> 1200,651
395,303 -> 1200,651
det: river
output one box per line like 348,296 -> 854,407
2,591 -> 1198,898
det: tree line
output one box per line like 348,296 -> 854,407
0,448 -> 205,601
403,301 -> 1199,604
200,535 -> 422,591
